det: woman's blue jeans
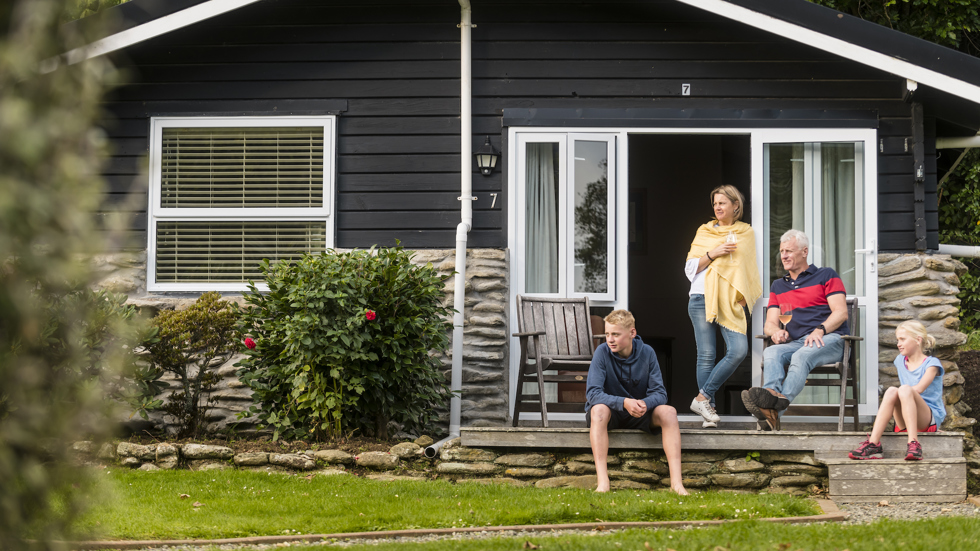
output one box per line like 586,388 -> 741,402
687,294 -> 748,406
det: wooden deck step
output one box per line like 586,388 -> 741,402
819,457 -> 967,503
460,428 -> 967,503
460,428 -> 964,458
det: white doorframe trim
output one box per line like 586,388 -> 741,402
509,126 -> 878,424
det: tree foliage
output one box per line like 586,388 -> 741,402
0,0 -> 118,548
573,159 -> 609,292
810,0 -> 980,55
63,0 -> 130,22
938,150 -> 980,331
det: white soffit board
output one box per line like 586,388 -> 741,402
63,0 -> 264,65
676,0 -> 980,105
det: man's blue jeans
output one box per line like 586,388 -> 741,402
688,294 -> 748,407
762,333 -> 845,404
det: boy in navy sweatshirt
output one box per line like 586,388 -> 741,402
586,310 -> 688,494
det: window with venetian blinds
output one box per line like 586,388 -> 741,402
149,118 -> 334,289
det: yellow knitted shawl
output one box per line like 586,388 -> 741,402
686,220 -> 762,333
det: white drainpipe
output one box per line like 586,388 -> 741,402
426,0 -> 472,458
936,134 -> 980,149
938,244 -> 980,258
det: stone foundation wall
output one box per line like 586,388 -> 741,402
73,439 -> 826,495
101,250 -> 980,438
104,248 -> 510,435
411,249 -> 510,427
877,253 -> 975,432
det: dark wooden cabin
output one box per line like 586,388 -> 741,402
72,0 -> 980,426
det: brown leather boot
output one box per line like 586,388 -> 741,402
747,387 -> 790,411
760,407 -> 781,431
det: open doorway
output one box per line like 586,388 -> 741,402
627,134 -> 751,414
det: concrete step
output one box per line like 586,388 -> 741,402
819,456 -> 967,503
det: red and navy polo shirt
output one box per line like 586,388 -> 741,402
766,264 -> 849,340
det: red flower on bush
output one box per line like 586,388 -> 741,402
244,338 -> 256,350
365,310 -> 376,321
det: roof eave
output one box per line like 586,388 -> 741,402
61,0 -> 980,113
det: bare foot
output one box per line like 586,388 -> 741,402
596,482 -> 610,493
671,485 -> 689,496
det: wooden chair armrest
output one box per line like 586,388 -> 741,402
542,354 -> 594,361
754,334 -> 768,340
842,335 -> 863,341
593,334 -> 605,340
513,331 -> 546,337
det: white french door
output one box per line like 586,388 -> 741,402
504,127 -> 879,423
751,129 -> 878,417
509,131 -> 621,415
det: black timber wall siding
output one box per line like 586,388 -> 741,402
99,0 -> 931,252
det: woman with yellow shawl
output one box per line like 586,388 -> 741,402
685,185 -> 762,428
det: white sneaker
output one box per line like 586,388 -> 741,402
702,420 -> 718,428
690,398 -> 720,423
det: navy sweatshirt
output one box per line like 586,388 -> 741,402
585,336 -> 667,414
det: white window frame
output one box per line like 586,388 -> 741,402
513,133 -> 617,302
147,115 -> 336,292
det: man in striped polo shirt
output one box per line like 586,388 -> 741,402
742,229 -> 849,430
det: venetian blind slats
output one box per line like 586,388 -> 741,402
160,127 -> 324,209
155,221 -> 327,282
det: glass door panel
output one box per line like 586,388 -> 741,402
762,141 -> 866,406
764,143 -> 806,287
764,142 -> 863,293
568,134 -> 616,300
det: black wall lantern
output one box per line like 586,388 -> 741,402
475,136 -> 499,176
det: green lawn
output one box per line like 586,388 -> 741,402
296,517 -> 980,551
75,469 -> 818,540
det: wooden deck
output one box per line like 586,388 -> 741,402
460,428 -> 967,502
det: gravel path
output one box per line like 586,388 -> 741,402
85,498 -> 980,551
839,499 -> 980,524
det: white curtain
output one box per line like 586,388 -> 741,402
523,143 -> 560,403
526,143 -> 559,294
792,144 -> 805,233
820,144 -> 856,293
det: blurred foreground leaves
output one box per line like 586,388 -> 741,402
1,1 -> 120,549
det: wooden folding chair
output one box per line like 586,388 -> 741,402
512,295 -> 600,427
757,297 -> 863,431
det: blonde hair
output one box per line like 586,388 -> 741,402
604,309 -> 635,329
896,320 -> 936,354
710,185 -> 746,222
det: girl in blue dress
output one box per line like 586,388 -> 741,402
849,320 -> 945,461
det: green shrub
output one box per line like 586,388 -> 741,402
41,288 -> 163,419
236,245 -> 453,440
146,292 -> 237,437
